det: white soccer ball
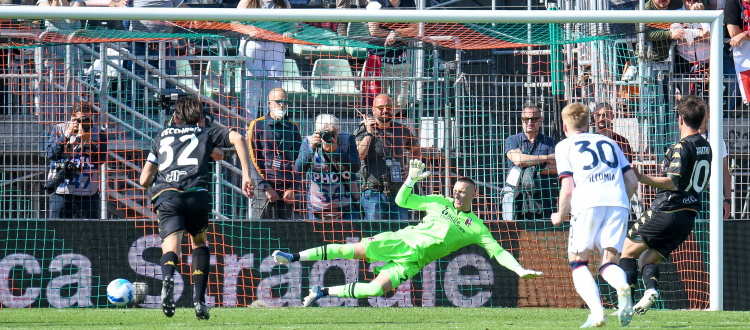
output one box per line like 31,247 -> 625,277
107,278 -> 134,307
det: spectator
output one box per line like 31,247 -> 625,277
295,114 -> 361,220
354,94 -> 421,220
671,3 -> 710,74
237,0 -> 290,120
724,0 -> 749,48
336,0 -> 368,36
698,108 -> 732,219
44,102 -> 107,219
248,88 -> 302,220
128,0 -> 186,114
364,0 -> 418,110
593,102 -> 635,162
36,0 -> 85,122
642,0 -> 707,62
502,105 -> 557,221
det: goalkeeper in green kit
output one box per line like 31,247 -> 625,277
273,159 -> 543,307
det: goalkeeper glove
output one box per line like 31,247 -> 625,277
405,159 -> 430,187
514,265 -> 543,279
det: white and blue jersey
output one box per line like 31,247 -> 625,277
555,132 -> 632,215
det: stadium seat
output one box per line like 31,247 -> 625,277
345,22 -> 370,59
613,117 -> 647,156
310,59 -> 360,102
292,43 -> 346,58
203,60 -> 244,102
175,59 -> 198,94
282,59 -> 308,101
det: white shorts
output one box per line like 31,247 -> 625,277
568,206 -> 628,253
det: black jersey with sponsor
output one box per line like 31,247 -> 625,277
651,133 -> 712,213
147,124 -> 232,200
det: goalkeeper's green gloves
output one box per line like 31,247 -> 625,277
514,265 -> 543,279
405,159 -> 430,188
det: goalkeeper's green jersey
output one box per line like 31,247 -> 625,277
393,185 -> 505,267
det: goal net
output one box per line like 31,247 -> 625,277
0,7 -> 724,310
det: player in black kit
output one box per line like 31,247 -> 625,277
139,97 -> 255,320
619,95 -> 712,315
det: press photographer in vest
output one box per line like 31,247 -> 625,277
44,102 -> 107,219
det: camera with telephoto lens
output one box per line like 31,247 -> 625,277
44,161 -> 81,193
74,116 -> 92,132
319,130 -> 336,144
160,92 -> 213,127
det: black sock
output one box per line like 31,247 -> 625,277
619,258 -> 638,286
321,287 -> 330,296
161,252 -> 179,279
641,263 -> 659,291
292,253 -> 301,262
192,246 -> 210,303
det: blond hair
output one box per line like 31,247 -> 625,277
561,103 -> 589,131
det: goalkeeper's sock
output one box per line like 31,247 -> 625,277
599,262 -> 629,290
160,252 -> 179,279
191,246 -> 210,303
299,244 -> 355,261
620,257 -> 638,294
641,263 -> 659,291
571,261 -> 604,315
328,282 -> 384,298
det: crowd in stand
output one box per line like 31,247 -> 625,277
0,0 -> 739,220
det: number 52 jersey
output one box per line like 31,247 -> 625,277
146,124 -> 233,200
556,132 -> 633,215
651,133 -> 712,213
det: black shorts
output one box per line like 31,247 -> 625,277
155,190 -> 211,240
627,209 -> 696,259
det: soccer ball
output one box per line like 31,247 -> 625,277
107,278 -> 134,307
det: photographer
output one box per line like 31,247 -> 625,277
294,114 -> 361,221
44,102 -> 107,219
354,94 -> 421,220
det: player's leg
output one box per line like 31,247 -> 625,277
190,231 -> 211,320
620,209 -> 654,296
632,248 -> 663,315
273,242 -> 362,264
597,206 -> 633,326
157,197 -> 186,318
305,261 -> 418,307
185,191 -> 212,320
567,208 -> 605,328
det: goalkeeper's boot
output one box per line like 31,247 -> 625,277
161,276 -> 175,318
194,301 -> 210,320
616,286 -> 634,326
580,313 -> 606,328
273,250 -> 295,265
633,289 -> 659,315
302,286 -> 325,307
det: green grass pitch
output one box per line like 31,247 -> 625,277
2,307 -> 749,329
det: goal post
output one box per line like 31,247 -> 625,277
0,6 -> 724,310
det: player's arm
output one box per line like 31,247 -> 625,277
550,176 -> 573,227
478,226 -> 542,279
632,166 -> 677,190
230,130 -> 256,198
394,159 -> 436,210
623,168 -> 638,199
506,149 -> 554,168
139,161 -> 158,189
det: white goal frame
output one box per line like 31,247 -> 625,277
0,6 -> 726,311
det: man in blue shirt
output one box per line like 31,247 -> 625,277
503,105 -> 557,221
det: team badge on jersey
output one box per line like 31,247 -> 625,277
465,218 -> 472,226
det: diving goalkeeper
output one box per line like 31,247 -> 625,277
272,159 -> 543,307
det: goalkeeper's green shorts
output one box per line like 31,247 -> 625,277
363,231 -> 422,288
